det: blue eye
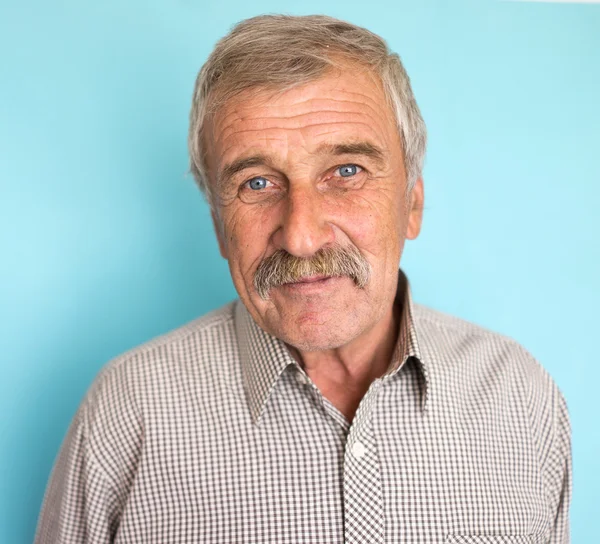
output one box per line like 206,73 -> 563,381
338,164 -> 360,177
247,177 -> 268,190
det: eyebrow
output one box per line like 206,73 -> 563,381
217,140 -> 386,189
218,155 -> 272,189
315,141 -> 386,167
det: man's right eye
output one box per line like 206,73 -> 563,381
245,177 -> 270,190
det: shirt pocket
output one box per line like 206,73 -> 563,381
446,536 -> 535,543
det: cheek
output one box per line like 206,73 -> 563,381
222,204 -> 275,268
327,188 -> 402,252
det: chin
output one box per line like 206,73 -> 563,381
284,335 -> 347,353
252,279 -> 377,350
271,315 -> 363,352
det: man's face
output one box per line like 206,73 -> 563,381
205,62 -> 424,351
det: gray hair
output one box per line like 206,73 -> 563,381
188,14 -> 427,206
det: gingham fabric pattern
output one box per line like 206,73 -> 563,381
35,269 -> 571,543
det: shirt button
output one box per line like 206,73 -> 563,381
352,441 -> 366,459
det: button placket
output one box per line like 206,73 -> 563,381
351,441 -> 366,459
343,382 -> 385,544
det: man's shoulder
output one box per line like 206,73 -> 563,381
100,300 -> 237,377
80,301 -> 239,427
73,300 -> 240,455
52,301 -> 241,507
414,302 -> 519,345
125,300 -> 236,356
414,301 -> 537,363
412,302 -> 563,404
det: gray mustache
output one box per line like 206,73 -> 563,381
253,244 -> 371,300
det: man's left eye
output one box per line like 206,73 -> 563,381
336,164 -> 362,178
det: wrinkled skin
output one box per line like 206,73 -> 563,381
204,61 -> 424,420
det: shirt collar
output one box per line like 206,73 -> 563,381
235,268 -> 431,425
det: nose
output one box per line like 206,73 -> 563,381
273,185 -> 334,258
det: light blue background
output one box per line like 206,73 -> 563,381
1,0 -> 598,541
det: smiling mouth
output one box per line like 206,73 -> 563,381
285,275 -> 333,285
279,275 -> 343,291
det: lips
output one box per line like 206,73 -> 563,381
288,275 -> 332,284
279,275 -> 337,289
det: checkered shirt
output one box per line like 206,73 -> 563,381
35,269 -> 571,543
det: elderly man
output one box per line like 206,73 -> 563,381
36,14 -> 571,544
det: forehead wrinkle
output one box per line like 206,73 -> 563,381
217,98 -> 386,136
267,74 -> 390,109
287,92 -> 390,120
217,120 -> 390,179
217,113 -> 385,148
216,85 -> 390,124
213,81 -> 392,130
219,132 -> 288,157
264,71 -> 387,106
222,97 -> 388,132
219,121 -> 387,161
210,66 -> 394,139
259,94 -> 386,116
227,100 -> 380,126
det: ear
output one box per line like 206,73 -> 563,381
211,209 -> 228,259
405,177 -> 424,240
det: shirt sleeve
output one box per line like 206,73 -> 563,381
34,404 -> 122,543
546,391 -> 572,544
